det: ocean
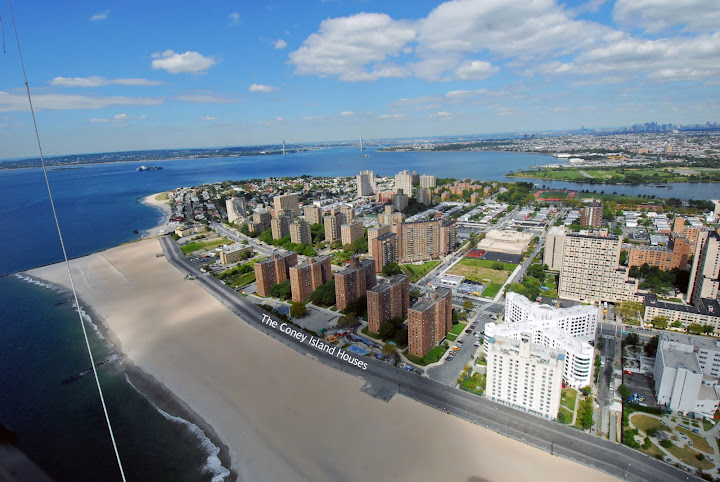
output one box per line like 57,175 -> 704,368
1,147 -> 718,481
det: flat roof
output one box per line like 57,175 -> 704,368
662,348 -> 700,373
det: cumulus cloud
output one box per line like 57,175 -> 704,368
429,111 -> 454,119
151,50 -> 216,74
340,111 -> 355,116
90,10 -> 109,21
228,12 -> 240,25
202,116 -> 217,121
274,39 -> 287,49
289,13 -> 417,81
454,60 -> 499,80
51,76 -> 163,87
613,0 -> 720,33
113,113 -> 128,120
377,113 -> 406,120
248,84 -> 277,93
0,91 -> 163,112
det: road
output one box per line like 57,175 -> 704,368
159,235 -> 702,482
211,222 -> 276,257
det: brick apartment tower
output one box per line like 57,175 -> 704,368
341,221 -> 364,246
367,274 -> 409,333
408,288 -> 452,358
580,200 -> 603,228
334,255 -> 376,309
289,255 -> 332,303
254,252 -> 299,297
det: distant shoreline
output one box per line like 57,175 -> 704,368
139,192 -> 174,238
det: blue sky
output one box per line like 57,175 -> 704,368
1,0 -> 719,158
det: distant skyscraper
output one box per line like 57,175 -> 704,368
356,170 -> 376,197
226,196 -> 246,224
419,175 -> 436,189
249,210 -> 271,233
416,188 -> 432,206
324,211 -> 346,243
367,274 -> 409,333
273,193 -> 300,216
396,219 -> 454,263
271,214 -> 291,240
393,189 -> 408,211
394,170 -> 413,196
303,205 -> 322,225
290,220 -> 312,245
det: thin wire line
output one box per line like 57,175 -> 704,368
7,2 -> 127,480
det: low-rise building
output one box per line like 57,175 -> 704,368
219,244 -> 253,265
174,224 -> 207,238
644,294 -> 720,332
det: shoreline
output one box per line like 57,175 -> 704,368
139,192 -> 174,237
27,238 -> 615,481
15,272 -> 237,482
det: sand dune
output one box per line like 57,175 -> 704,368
29,238 -> 615,482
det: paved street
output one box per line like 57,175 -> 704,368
160,235 -> 703,482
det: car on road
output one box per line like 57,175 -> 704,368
465,329 -> 473,334
473,341 -> 480,347
456,340 -> 463,345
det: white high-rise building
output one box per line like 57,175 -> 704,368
394,170 -> 413,196
226,196 -> 246,224
356,170 -> 376,197
484,293 -> 597,387
687,231 -> 720,305
419,175 -> 437,189
485,332 -> 564,420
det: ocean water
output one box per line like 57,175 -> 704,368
1,147 -> 718,480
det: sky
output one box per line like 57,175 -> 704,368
1,0 -> 719,158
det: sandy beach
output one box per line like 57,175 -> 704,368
28,238 -> 616,482
139,192 -> 174,237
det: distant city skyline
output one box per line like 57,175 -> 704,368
2,0 -> 719,158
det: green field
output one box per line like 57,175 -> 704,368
666,444 -> 714,470
180,237 -> 230,255
481,282 -> 502,298
448,258 -> 516,288
400,261 -> 441,282
461,373 -> 486,395
561,388 -> 577,412
511,166 -> 720,184
630,414 -> 670,433
535,190 -> 573,199
449,322 -> 467,337
445,333 -> 457,341
676,427 -> 714,454
154,191 -> 170,202
404,345 -> 448,366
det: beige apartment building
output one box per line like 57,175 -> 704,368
289,220 -> 312,245
273,193 -> 300,216
341,221 -> 364,246
303,205 -> 322,225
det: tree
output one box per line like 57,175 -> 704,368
343,295 -> 367,319
269,280 -> 292,300
379,322 -> 398,340
688,323 -> 703,334
337,314 -> 359,328
616,300 -> 643,323
618,384 -> 630,399
645,335 -> 659,357
382,343 -> 399,363
309,280 -> 335,307
290,302 -> 308,318
652,316 -> 669,330
702,324 -> 715,334
393,328 -> 408,347
671,320 -> 683,329
526,263 -> 546,282
382,263 -> 403,277
462,300 -> 474,310
491,261 -> 505,270
625,332 -> 639,346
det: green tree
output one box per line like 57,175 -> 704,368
671,320 -> 683,328
379,322 -> 398,340
491,261 -> 505,270
625,332 -> 639,346
382,343 -> 399,363
269,280 -> 292,300
702,324 -> 715,334
290,302 -> 308,318
652,316 -> 669,330
688,323 -> 703,334
526,263 -> 546,282
645,335 -> 659,357
343,295 -> 367,319
618,384 -> 630,399
393,328 -> 408,347
337,314 -> 359,328
382,263 -> 403,277
462,300 -> 474,310
309,280 -> 336,306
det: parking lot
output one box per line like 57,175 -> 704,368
622,371 -> 658,408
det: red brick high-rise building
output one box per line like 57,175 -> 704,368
334,255 -> 376,309
408,288 -> 452,358
254,251 -> 299,297
289,256 -> 332,303
367,274 -> 409,334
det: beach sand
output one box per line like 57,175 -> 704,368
29,238 -> 616,482
139,192 -> 174,237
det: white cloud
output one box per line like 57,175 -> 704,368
302,116 -> 322,120
275,117 -> 284,121
340,111 -> 355,116
289,13 -> 417,81
455,60 -> 499,80
248,84 -> 277,93
175,95 -> 238,104
377,113 -> 406,120
614,0 -> 720,33
274,39 -> 287,49
90,10 -> 109,21
50,76 -> 163,88
151,50 -> 216,74
496,110 -> 513,116
0,91 -> 163,112
429,111 -> 454,119
89,118 -> 109,123
113,113 -> 128,120
202,116 -> 217,121
228,12 -> 241,25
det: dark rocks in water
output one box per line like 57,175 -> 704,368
134,229 -> 139,234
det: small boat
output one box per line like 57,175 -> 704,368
137,165 -> 163,171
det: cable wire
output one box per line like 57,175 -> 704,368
7,2 -> 127,480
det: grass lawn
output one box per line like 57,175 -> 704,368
180,237 -> 230,255
404,345 -> 447,366
449,322 -> 467,337
630,414 -> 670,433
461,373 -> 486,395
449,259 -> 515,287
640,442 -> 665,459
361,327 -> 382,339
561,388 -> 577,412
541,273 -> 558,298
676,427 -> 714,454
482,282 -> 503,298
703,419 -> 715,432
445,333 -> 457,341
535,190 -> 572,200
558,407 -> 574,425
666,443 -> 714,470
154,191 -> 170,202
400,261 -> 441,282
